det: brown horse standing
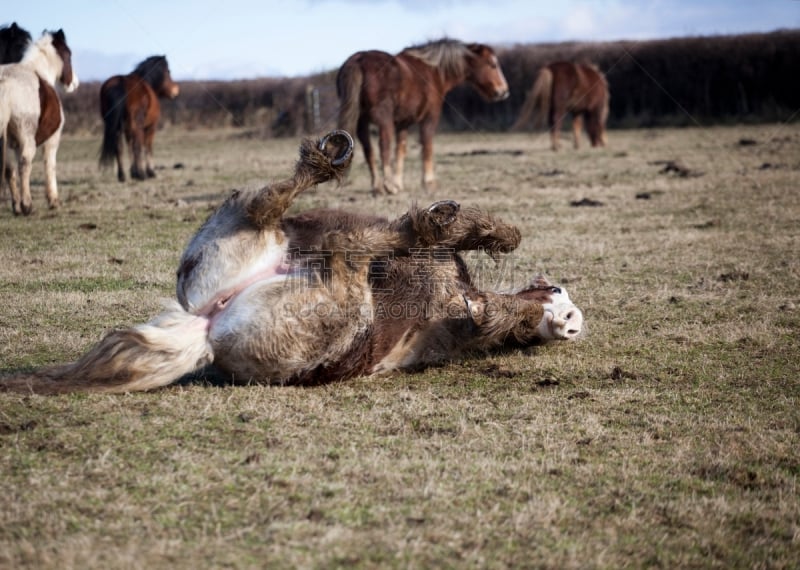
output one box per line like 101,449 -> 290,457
99,56 -> 179,181
513,61 -> 609,151
337,38 -> 510,196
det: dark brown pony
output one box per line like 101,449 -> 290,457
513,61 -> 609,151
99,56 -> 179,181
337,38 -> 510,195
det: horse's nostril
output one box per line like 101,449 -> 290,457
567,329 -> 579,335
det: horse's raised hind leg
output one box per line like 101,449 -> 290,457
42,129 -> 62,209
246,131 -> 354,230
572,114 -> 583,149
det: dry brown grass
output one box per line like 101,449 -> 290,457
1,123 -> 799,568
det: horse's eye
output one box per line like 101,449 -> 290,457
550,286 -> 561,294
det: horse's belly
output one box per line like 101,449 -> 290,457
208,276 -> 373,383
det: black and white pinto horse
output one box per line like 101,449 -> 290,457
0,27 -> 79,215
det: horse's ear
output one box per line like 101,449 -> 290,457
530,275 -> 552,289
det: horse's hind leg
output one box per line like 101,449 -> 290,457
392,128 -> 408,193
246,131 -> 354,230
144,124 -> 156,178
14,136 -> 36,216
42,128 -> 62,209
356,117 -> 381,196
115,130 -> 126,182
572,113 -> 583,149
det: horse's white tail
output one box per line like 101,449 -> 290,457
511,66 -> 553,130
1,302 -> 213,394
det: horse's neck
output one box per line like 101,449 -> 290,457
21,44 -> 60,85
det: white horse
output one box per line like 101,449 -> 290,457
0,29 -> 79,215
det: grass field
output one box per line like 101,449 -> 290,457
1,123 -> 799,568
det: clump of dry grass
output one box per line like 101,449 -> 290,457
1,123 -> 798,568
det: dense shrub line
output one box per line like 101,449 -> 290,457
62,29 -> 799,136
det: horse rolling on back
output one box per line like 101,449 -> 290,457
0,28 -> 79,215
513,61 -> 609,151
99,56 -> 179,182
1,131 -> 583,395
337,38 -> 510,196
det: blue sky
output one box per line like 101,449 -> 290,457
4,0 -> 798,81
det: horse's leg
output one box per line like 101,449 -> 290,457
15,136 -> 36,216
572,113 -> 583,149
115,129 -> 126,182
6,149 -> 21,214
378,121 -> 399,195
41,128 -> 62,209
129,113 -> 147,180
419,120 -> 437,191
144,124 -> 156,178
356,117 -> 380,195
549,108 -> 562,151
392,128 -> 408,192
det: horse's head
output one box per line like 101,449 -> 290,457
465,43 -> 510,102
49,29 -> 79,92
516,276 -> 584,341
139,56 -> 180,99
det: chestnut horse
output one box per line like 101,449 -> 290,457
0,28 -> 79,215
513,61 -> 609,151
1,131 -> 583,394
99,56 -> 179,181
338,38 -> 510,196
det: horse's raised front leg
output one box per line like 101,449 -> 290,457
410,202 -> 521,257
419,120 -> 437,191
41,129 -> 62,209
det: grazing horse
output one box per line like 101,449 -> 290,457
99,56 -> 180,182
1,131 -> 582,395
0,29 -> 79,215
513,61 -> 609,151
337,38 -> 510,196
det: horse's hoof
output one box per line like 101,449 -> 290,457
48,200 -> 61,210
318,130 -> 354,166
117,171 -> 126,182
426,200 -> 460,226
146,169 -> 156,178
19,203 -> 33,216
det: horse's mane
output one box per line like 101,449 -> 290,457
0,22 -> 32,62
132,55 -> 170,88
401,38 -> 472,80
